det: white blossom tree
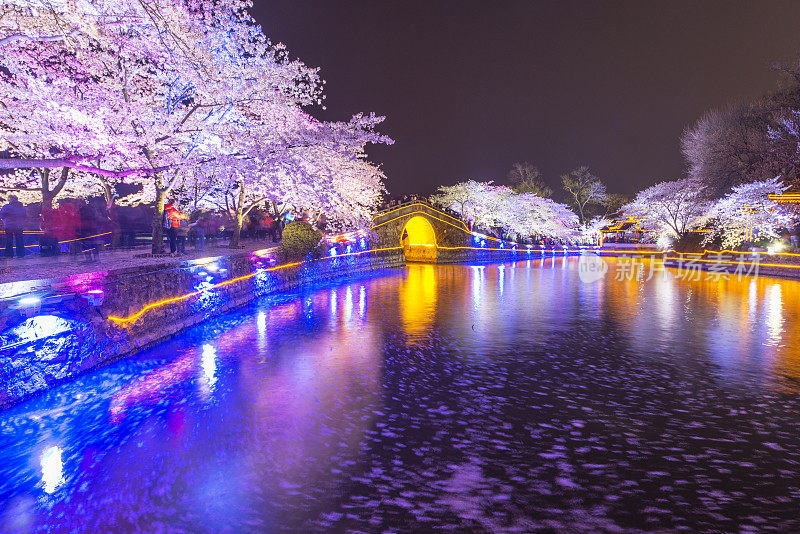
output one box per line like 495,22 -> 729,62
430,180 -> 497,226
622,178 -> 710,240
702,177 -> 795,249
579,216 -> 611,245
433,180 -> 579,241
0,0 -> 391,253
192,112 -> 391,246
0,0 -> 324,250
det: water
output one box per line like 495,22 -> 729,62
2,257 -> 800,532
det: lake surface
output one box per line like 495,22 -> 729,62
2,257 -> 800,532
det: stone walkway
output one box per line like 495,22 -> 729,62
0,239 -> 280,284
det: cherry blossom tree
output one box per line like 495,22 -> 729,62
622,178 -> 710,240
1,0 -> 321,246
702,177 -> 796,249
0,168 -> 73,207
431,180 -> 498,226
433,180 -> 579,240
498,193 -> 579,241
579,216 -> 611,245
192,113 -> 391,247
0,0 -> 392,253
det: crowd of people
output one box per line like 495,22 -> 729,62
0,195 -> 309,262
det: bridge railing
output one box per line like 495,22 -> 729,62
373,200 -> 465,226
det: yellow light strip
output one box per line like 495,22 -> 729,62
437,245 -> 570,253
23,231 -> 113,248
373,203 -> 466,227
669,248 -> 800,258
371,210 -> 470,233
769,193 -> 800,202
596,247 -> 800,259
108,246 -> 403,326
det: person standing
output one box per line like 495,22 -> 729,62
264,213 -> 276,242
78,200 -> 101,262
58,200 -> 81,257
1,194 -> 27,258
189,211 -> 206,252
40,203 -> 61,257
176,212 -> 189,254
163,203 -> 184,254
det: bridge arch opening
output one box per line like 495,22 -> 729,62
401,216 -> 437,263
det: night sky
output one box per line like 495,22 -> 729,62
255,1 -> 800,197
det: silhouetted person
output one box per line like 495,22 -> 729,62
40,204 -> 61,257
56,200 -> 81,257
176,212 -> 188,254
264,213 -> 277,242
189,212 -> 206,251
1,194 -> 27,258
78,200 -> 101,262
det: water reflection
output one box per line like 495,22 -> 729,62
399,263 -> 437,341
2,259 -> 800,531
199,344 -> 217,400
39,446 -> 63,494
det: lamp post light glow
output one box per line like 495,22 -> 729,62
40,446 -> 64,494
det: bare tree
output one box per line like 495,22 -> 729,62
560,166 -> 606,225
507,162 -> 552,197
601,192 -> 629,218
682,76 -> 800,196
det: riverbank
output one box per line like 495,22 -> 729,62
593,247 -> 800,280
0,238 -> 580,408
0,242 -> 405,407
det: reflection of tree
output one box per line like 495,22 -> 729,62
602,258 -> 800,394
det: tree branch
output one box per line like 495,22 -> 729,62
0,157 -> 167,178
0,30 -> 79,47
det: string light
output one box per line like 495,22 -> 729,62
108,248 -> 402,326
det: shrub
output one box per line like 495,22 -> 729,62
673,231 -> 719,253
281,221 -> 322,260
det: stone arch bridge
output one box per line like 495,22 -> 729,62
371,202 -> 475,263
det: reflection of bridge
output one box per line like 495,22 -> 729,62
371,201 -> 571,264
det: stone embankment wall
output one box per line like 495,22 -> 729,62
0,244 -> 404,407
661,250 -> 800,280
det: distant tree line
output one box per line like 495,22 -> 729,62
439,60 -> 800,250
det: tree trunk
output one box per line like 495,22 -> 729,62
230,212 -> 244,248
40,167 -> 70,210
151,189 -> 168,254
99,179 -> 122,247
41,169 -> 54,210
229,186 -> 246,248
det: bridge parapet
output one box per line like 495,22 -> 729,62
372,202 -> 472,263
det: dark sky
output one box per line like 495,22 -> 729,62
255,0 -> 800,197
